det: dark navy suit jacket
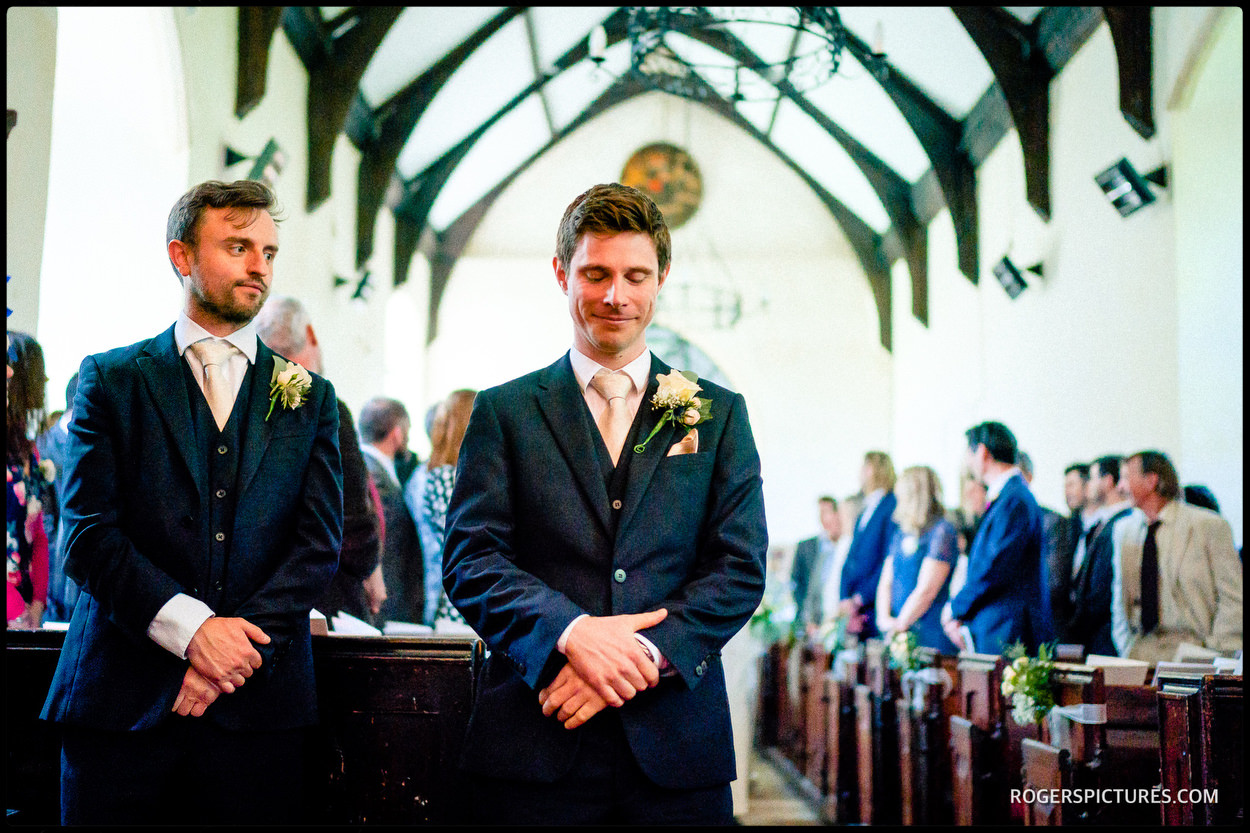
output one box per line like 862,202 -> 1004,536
41,325 -> 343,732
443,353 -> 767,790
948,472 -> 1049,654
839,492 -> 898,634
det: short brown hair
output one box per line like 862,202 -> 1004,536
166,179 -> 281,280
555,183 -> 671,275
1129,450 -> 1181,500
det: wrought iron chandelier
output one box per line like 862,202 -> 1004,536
604,7 -> 888,103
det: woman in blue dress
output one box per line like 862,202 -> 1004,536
875,465 -> 959,654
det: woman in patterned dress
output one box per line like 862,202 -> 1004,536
7,331 -> 51,630
409,389 -> 477,628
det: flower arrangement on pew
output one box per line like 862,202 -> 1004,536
1000,642 -> 1056,726
749,601 -> 794,646
816,613 -> 850,656
887,628 -> 924,673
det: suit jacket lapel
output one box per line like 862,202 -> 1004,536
237,339 -> 276,500
618,355 -> 679,533
137,326 -> 205,500
536,354 -> 612,534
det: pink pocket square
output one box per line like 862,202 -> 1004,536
667,429 -> 699,456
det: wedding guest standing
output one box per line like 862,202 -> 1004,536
876,465 -> 959,653
40,180 -> 343,825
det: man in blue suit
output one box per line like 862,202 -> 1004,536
444,183 -> 768,824
40,180 -> 344,824
838,451 -> 898,638
943,421 -> 1049,654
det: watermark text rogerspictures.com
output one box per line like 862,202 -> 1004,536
1012,787 -> 1219,805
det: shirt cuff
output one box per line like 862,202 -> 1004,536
634,632 -> 668,669
147,594 -> 215,659
557,613 -> 589,654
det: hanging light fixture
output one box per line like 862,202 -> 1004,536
606,7 -> 887,103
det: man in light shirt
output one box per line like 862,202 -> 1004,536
41,180 -> 343,824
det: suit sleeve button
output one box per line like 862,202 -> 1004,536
613,569 -> 626,583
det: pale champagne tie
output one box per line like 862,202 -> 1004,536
190,339 -> 239,430
589,369 -> 633,465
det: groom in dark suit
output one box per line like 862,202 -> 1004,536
40,180 -> 343,824
444,183 -> 768,824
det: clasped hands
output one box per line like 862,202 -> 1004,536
172,616 -> 270,718
538,609 -> 666,730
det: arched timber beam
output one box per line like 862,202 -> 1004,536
1102,7 -> 1155,139
679,24 -> 928,326
844,27 -> 980,284
236,7 -> 284,119
418,70 -> 894,351
349,7 -> 526,269
954,6 -> 1056,221
289,7 -> 402,213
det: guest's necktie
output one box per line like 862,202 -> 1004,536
1140,520 -> 1162,634
589,369 -> 632,465
190,339 -> 239,430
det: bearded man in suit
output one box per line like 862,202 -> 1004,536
41,180 -> 343,825
443,183 -> 768,824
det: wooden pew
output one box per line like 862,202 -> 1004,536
855,638 -> 901,825
1017,662 -> 1105,825
949,652 -> 1010,826
802,643 -> 831,794
1100,682 -> 1163,826
897,648 -> 962,825
1158,673 -> 1244,825
5,629 -> 483,825
756,639 -> 782,748
820,644 -> 863,824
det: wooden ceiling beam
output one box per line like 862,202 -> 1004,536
954,6 -> 1056,221
351,7 -> 526,270
1102,7 -> 1155,138
683,24 -> 929,327
296,7 -> 402,212
235,7 -> 284,119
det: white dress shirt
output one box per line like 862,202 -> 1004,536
147,314 -> 260,659
1110,506 -> 1147,656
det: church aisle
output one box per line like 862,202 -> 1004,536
736,748 -> 823,826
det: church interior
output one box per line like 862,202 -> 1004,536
6,6 -> 1242,825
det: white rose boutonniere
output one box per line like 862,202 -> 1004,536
266,357 -> 313,421
633,369 -> 712,454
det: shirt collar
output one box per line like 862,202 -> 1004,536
569,346 -> 652,397
175,311 -> 259,364
985,467 -> 1022,502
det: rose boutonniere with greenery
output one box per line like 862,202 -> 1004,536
633,370 -> 712,454
1000,641 -> 1056,725
266,357 -> 312,421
